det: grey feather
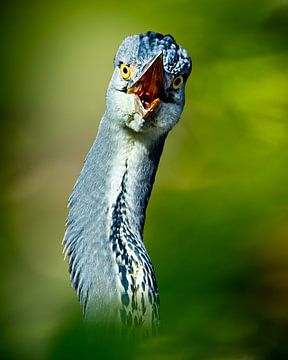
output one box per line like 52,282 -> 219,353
63,31 -> 192,330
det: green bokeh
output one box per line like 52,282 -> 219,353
1,0 -> 288,359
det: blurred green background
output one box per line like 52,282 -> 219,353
1,0 -> 288,359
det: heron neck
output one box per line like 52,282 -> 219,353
65,112 -> 166,323
90,115 -> 166,236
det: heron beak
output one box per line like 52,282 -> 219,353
128,53 -> 164,119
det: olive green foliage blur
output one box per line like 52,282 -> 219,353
1,0 -> 288,359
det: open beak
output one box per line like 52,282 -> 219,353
128,53 -> 164,119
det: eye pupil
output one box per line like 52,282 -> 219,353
172,75 -> 184,89
123,67 -> 127,73
174,78 -> 181,86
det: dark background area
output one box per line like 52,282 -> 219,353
1,0 -> 288,359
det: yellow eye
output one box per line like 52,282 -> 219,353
172,75 -> 184,90
120,63 -> 130,80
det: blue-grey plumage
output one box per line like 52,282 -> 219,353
63,31 -> 192,331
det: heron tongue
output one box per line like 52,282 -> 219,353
128,53 -> 164,117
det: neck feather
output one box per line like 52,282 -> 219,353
64,113 -> 166,328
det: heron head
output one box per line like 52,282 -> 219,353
106,31 -> 192,135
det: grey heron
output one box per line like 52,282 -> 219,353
63,31 -> 192,331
